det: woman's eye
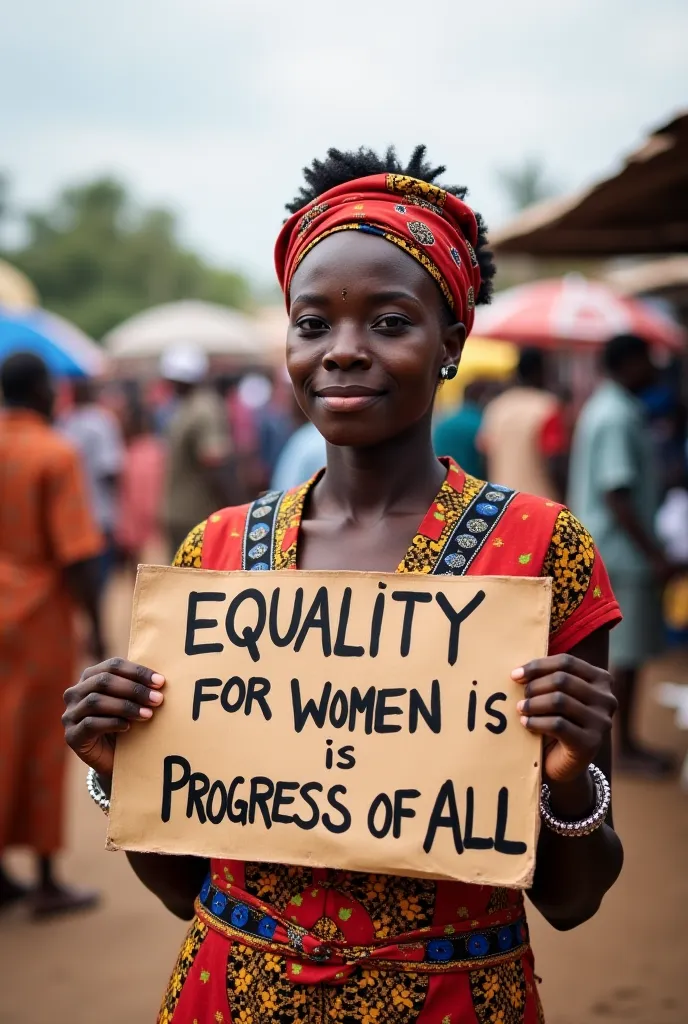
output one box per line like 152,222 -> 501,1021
373,314 -> 411,333
295,316 -> 329,334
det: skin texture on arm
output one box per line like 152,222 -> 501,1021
125,851 -> 208,920
525,628 -> 624,930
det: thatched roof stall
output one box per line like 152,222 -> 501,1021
491,111 -> 688,257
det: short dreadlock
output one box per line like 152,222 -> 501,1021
286,145 -> 496,307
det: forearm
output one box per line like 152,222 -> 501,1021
96,772 -> 207,918
528,772 -> 623,929
126,852 -> 208,919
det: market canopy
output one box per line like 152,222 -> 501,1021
473,275 -> 686,352
104,300 -> 264,364
0,306 -> 107,377
0,259 -> 38,310
490,111 -> 688,257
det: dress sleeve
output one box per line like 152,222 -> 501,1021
172,520 -> 207,568
543,508 -> 622,655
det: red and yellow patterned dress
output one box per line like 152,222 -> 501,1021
160,459 -> 620,1024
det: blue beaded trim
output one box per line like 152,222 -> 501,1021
198,878 -> 528,966
241,490 -> 285,571
200,877 -> 280,946
432,480 -> 517,576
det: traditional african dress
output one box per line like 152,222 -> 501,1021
159,458 -> 620,1024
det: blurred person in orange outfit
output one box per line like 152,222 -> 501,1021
479,347 -> 568,500
0,353 -> 104,917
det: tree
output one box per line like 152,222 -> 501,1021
496,158 -> 556,213
0,176 -> 252,339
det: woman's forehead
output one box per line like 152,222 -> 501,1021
289,231 -> 431,298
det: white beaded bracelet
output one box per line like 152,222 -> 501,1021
86,767 -> 111,814
540,763 -> 611,837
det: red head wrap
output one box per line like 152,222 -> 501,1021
275,173 -> 482,333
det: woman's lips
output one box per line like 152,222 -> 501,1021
314,387 -> 385,413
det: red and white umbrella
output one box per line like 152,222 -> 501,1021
473,274 -> 686,352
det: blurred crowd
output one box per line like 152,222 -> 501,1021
1,331 -> 688,915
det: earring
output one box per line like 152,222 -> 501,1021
440,364 -> 458,381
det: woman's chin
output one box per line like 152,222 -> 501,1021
316,423 -> 398,449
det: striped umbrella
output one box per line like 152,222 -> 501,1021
0,307 -> 107,377
473,274 -> 686,352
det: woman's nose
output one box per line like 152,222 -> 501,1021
321,324 -> 373,371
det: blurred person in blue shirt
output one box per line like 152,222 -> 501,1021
271,420 -> 326,491
569,334 -> 674,777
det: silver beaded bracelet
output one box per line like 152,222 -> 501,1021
540,763 -> 610,837
86,767 -> 111,814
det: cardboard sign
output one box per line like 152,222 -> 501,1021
108,567 -> 551,888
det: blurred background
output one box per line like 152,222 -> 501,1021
1,2 -> 687,1022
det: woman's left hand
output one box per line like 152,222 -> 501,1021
512,654 -> 618,783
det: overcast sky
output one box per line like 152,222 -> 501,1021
3,0 -> 687,285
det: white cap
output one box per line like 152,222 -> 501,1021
160,344 -> 209,384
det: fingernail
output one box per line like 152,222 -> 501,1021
151,673 -> 165,686
139,707 -> 153,718
516,700 -> 525,712
148,691 -> 163,704
520,715 -> 529,727
511,667 -> 525,680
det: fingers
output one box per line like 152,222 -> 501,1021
519,714 -> 591,748
65,715 -> 131,749
515,670 -> 617,712
69,692 -> 157,725
517,691 -> 612,729
64,661 -> 165,717
74,672 -> 163,708
79,657 -> 164,689
512,653 -> 605,686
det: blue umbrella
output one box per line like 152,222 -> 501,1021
0,306 -> 107,377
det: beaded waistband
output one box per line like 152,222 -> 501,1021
196,879 -> 530,975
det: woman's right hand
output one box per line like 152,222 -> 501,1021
62,658 -> 165,779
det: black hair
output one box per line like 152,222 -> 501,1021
0,351 -> 49,405
286,146 -> 496,308
517,346 -> 545,382
602,334 -> 650,374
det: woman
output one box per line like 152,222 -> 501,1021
63,147 -> 623,1023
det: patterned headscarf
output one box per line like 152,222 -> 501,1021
275,173 -> 482,333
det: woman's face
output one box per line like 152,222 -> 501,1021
287,232 -> 465,448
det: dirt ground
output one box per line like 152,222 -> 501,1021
1,572 -> 687,1024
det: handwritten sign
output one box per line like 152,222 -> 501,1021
108,567 -> 551,888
